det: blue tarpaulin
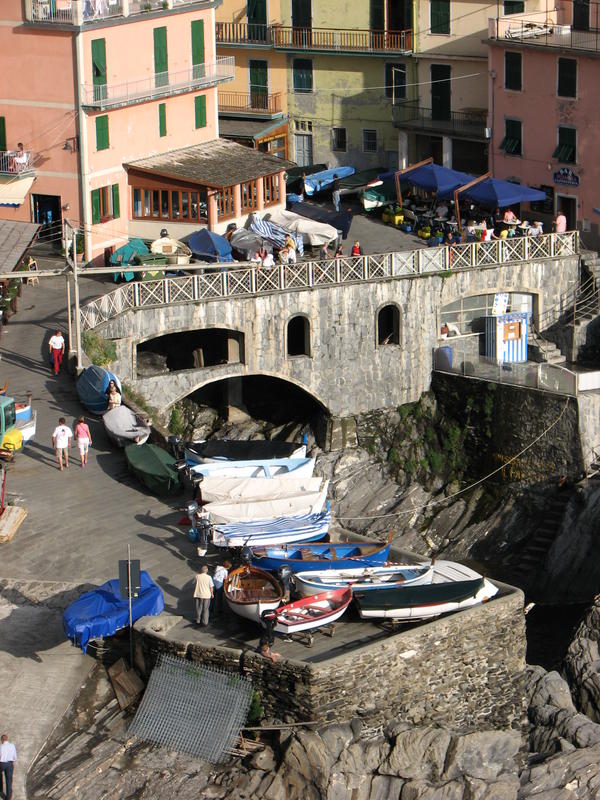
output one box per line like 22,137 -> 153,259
63,571 -> 164,653
456,177 -> 546,208
187,229 -> 233,263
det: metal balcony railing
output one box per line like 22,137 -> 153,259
218,90 -> 282,115
0,151 -> 35,176
490,16 -> 600,53
272,26 -> 413,53
82,58 -> 235,109
27,0 -> 209,25
392,102 -> 487,139
215,22 -> 272,45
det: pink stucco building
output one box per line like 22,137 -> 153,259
0,0 -> 290,262
488,4 -> 600,242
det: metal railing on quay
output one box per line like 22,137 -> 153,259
79,231 -> 578,332
433,338 -> 578,396
82,58 -> 235,108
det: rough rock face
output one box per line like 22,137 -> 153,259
564,598 -> 600,724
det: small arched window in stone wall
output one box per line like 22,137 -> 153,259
378,304 -> 400,346
287,315 -> 310,357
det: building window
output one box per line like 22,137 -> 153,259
195,95 -> 207,129
0,117 -> 5,152
263,173 -> 280,206
240,179 -> 257,212
215,186 -> 234,219
331,127 -> 347,152
91,183 -> 119,224
362,129 -> 377,153
553,126 -> 576,163
294,119 -> 313,132
191,19 -> 205,79
385,63 -> 407,101
378,305 -> 400,346
504,0 -> 524,13
132,186 -> 207,222
558,58 -> 577,98
287,316 -> 310,356
153,26 -> 168,88
91,38 -> 107,101
158,103 -> 167,137
500,119 -> 522,155
293,59 -> 313,93
95,115 -> 109,151
504,52 -> 522,91
430,0 -> 450,34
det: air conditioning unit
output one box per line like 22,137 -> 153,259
485,127 -> 492,139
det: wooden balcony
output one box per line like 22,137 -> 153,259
392,102 -> 487,140
218,91 -> 283,118
272,26 -> 413,54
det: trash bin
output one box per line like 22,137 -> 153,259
435,346 -> 453,370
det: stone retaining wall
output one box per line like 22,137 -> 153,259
135,584 -> 526,732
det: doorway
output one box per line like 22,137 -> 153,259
294,133 -> 313,166
556,194 -> 577,230
247,0 -> 267,39
572,0 -> 590,30
32,194 -> 62,244
431,64 -> 451,121
292,0 -> 311,45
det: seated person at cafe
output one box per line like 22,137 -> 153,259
503,208 -> 517,223
435,200 -> 449,220
491,222 -> 508,240
529,221 -> 544,237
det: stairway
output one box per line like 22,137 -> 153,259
512,490 -> 572,581
528,330 -> 566,365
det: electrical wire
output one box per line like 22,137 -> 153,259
335,397 -> 571,521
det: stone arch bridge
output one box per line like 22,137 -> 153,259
81,233 -> 579,427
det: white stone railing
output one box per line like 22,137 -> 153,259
80,231 -> 578,332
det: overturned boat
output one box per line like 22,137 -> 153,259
249,534 -> 393,573
205,482 -> 329,525
188,456 -> 315,479
200,475 -> 324,504
185,439 -> 306,464
103,406 -> 151,447
212,506 -> 331,548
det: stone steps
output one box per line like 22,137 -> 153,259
528,332 -> 566,365
511,491 -> 572,579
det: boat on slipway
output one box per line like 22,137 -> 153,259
294,563 -> 433,597
184,439 -> 306,464
188,457 -> 315,479
261,588 -> 353,638
77,366 -> 121,415
204,483 -> 329,525
303,166 -> 356,196
103,406 -> 151,447
125,443 -> 180,495
212,506 -> 331,548
224,565 -> 283,623
353,560 -> 498,622
199,475 -> 324,504
249,534 -> 393,573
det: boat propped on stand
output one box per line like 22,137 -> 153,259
353,560 -> 498,622
261,588 -> 353,646
249,533 -> 393,573
103,406 -> 151,447
224,565 -> 283,623
212,506 -> 331,548
204,482 -> 329,525
199,475 -> 324,504
185,439 -> 306,464
294,563 -> 433,597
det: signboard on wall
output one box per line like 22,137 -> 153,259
553,168 -> 580,187
492,293 -> 509,316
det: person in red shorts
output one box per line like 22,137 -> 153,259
48,329 -> 65,375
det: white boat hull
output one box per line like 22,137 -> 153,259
206,483 -> 328,525
201,476 -> 324,503
16,410 -> 36,444
272,598 -> 349,634
294,564 -> 433,597
190,457 -> 315,479
225,596 -> 281,623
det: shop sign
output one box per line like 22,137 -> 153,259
553,168 -> 580,187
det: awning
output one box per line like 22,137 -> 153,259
218,118 -> 287,144
457,177 -> 546,208
0,176 -> 35,207
381,163 -> 475,196
0,220 -> 40,273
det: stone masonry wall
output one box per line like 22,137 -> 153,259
97,256 -> 579,417
136,585 -> 526,732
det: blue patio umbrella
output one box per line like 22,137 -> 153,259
458,177 -> 546,208
379,164 -> 475,196
187,229 -> 233,263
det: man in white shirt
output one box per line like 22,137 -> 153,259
0,734 -> 17,800
193,565 -> 214,626
212,560 -> 230,616
48,329 -> 65,376
52,417 -> 73,471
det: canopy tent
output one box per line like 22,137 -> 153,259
384,162 -> 475,197
186,229 -> 232,263
454,176 -> 546,208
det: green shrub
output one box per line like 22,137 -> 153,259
404,458 -> 416,475
427,450 -> 444,475
168,406 -> 186,437
82,330 -> 116,367
247,690 -> 264,725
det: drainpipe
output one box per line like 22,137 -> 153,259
73,13 -> 92,262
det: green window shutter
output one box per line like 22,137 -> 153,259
159,103 -> 167,137
195,94 -> 206,128
112,184 -> 120,219
154,27 -> 168,87
191,20 -> 205,66
91,39 -> 107,101
0,118 -> 5,152
91,189 -> 101,225
95,115 -> 109,151
430,0 -> 450,34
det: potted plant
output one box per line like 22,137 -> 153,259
75,234 -> 85,261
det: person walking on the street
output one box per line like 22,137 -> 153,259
193,565 -> 214,626
48,329 -> 65,376
212,560 -> 231,616
0,733 -> 17,800
74,415 -> 92,468
332,174 -> 341,213
52,417 -> 72,471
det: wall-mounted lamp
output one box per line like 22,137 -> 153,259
63,137 -> 78,153
62,202 -> 70,211
547,163 -> 552,170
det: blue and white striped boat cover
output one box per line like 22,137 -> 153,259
250,216 -> 304,256
213,505 -> 331,548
